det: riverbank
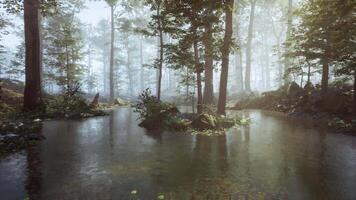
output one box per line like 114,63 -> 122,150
0,79 -> 134,158
231,83 -> 356,135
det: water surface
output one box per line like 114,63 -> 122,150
1,108 -> 356,200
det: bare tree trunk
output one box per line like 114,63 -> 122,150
306,60 -> 311,84
284,0 -> 293,84
354,70 -> 356,119
262,23 -> 271,90
103,52 -> 108,96
245,0 -> 256,92
24,0 -> 42,110
87,37 -> 93,94
194,41 -> 203,114
185,67 -> 189,100
109,5 -> 115,101
203,23 -> 214,104
235,4 -> 243,92
321,58 -> 329,95
140,36 -> 144,91
218,0 -> 234,115
125,39 -> 133,97
156,3 -> 163,101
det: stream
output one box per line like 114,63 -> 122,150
1,107 -> 356,200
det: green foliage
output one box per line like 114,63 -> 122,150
7,42 -> 25,80
0,102 -> 16,119
134,89 -> 179,130
285,0 -> 356,82
43,0 -> 86,92
45,94 -> 105,119
0,13 -> 11,71
2,0 -> 60,15
191,113 -> 218,130
104,0 -> 118,7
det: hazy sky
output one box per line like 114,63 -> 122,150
2,1 -> 110,50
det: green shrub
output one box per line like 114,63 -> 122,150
134,89 -> 179,130
45,94 -> 105,118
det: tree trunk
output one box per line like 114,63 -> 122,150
125,39 -> 133,97
264,33 -> 271,89
194,41 -> 203,114
103,52 -> 108,96
157,5 -> 163,101
235,5 -> 243,92
217,0 -> 234,115
109,5 -> 115,101
140,36 -> 144,91
87,39 -> 92,94
24,0 -> 42,110
245,0 -> 256,92
306,60 -> 311,84
284,0 -> 293,85
353,70 -> 356,119
321,58 -> 329,95
203,23 -> 214,104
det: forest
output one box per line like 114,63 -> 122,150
0,0 -> 355,199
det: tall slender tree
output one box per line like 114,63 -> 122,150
105,0 -> 118,101
284,0 -> 293,84
217,0 -> 234,115
245,0 -> 257,92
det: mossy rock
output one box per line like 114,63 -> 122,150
192,114 -> 218,130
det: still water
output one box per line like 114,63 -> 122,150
1,108 -> 356,200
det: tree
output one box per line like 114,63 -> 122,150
233,1 -> 243,92
283,0 -> 293,84
330,0 -> 356,118
245,0 -> 257,92
0,13 -> 11,79
105,0 -> 119,101
217,0 -> 234,115
42,0 -> 85,94
3,0 -> 58,110
201,0 -> 222,104
287,0 -> 335,95
145,0 -> 166,101
23,0 -> 42,110
92,19 -> 111,96
8,42 -> 25,81
287,0 -> 355,115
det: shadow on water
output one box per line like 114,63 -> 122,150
1,108 -> 356,200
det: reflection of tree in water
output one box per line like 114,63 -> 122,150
25,139 -> 42,199
189,134 -> 232,199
